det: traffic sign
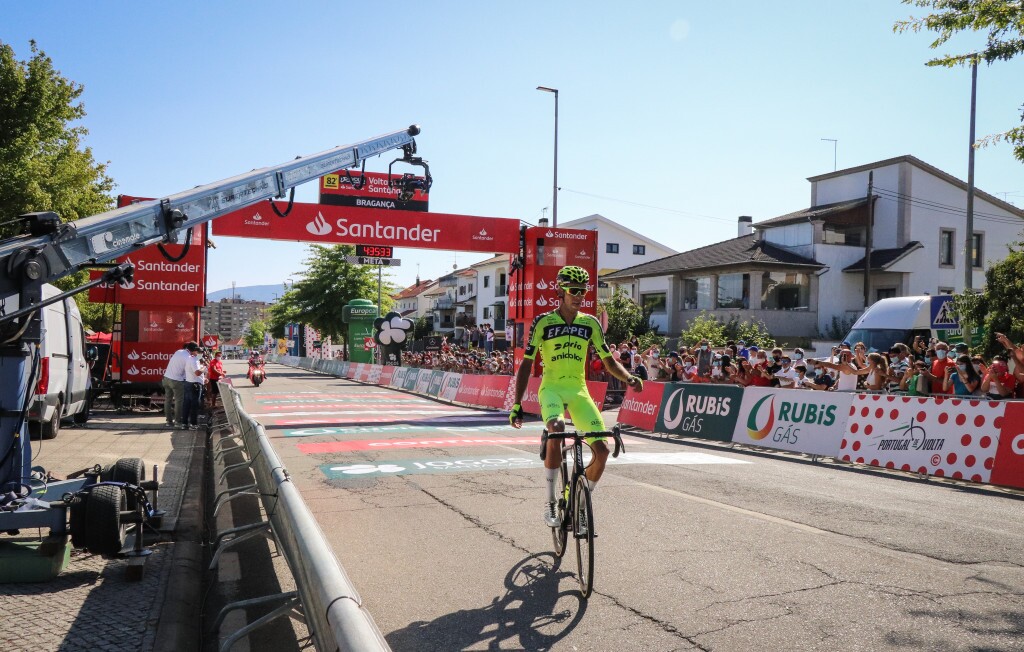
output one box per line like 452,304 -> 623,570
345,256 -> 401,266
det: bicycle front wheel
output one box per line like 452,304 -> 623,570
573,475 -> 595,598
552,462 -> 569,557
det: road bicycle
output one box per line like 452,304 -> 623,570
540,425 -> 625,598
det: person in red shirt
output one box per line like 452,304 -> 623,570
930,341 -> 956,394
982,356 -> 1016,399
207,350 -> 226,408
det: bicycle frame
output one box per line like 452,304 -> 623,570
540,425 -> 625,597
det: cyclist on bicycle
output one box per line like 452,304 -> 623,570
509,265 -> 643,527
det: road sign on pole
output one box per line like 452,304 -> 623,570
344,256 -> 401,266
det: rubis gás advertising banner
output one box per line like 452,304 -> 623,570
655,383 -> 744,442
211,202 -> 521,254
732,387 -> 853,456
319,170 -> 429,212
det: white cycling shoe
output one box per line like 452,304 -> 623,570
544,501 -> 559,528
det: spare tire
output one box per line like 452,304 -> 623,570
111,458 -> 146,510
84,485 -> 127,557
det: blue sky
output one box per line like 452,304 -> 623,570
4,1 -> 1022,295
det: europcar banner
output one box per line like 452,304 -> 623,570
212,202 -> 521,254
843,395 -> 1004,483
656,384 -> 743,442
732,388 -> 852,456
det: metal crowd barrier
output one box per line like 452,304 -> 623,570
212,383 -> 391,652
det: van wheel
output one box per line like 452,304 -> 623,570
41,403 -> 61,440
73,397 -> 92,425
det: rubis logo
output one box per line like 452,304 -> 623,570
746,395 -> 776,440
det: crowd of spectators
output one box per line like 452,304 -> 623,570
401,338 -> 513,375
394,329 -> 1024,401
600,333 -> 1024,399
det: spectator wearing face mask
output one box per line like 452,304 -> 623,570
792,362 -> 810,389
930,341 -> 956,394
900,360 -> 932,396
811,349 -> 860,391
773,355 -> 799,388
803,363 -> 835,390
886,345 -> 910,393
982,356 -> 1016,399
943,354 -> 982,396
748,350 -> 773,387
692,339 -> 713,378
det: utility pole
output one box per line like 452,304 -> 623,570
864,171 -> 873,307
965,58 -> 978,291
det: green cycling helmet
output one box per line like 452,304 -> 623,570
556,265 -> 589,286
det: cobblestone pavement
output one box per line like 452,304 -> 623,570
0,404 -> 200,652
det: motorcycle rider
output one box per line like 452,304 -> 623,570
248,350 -> 265,382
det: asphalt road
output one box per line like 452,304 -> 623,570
232,362 -> 1024,652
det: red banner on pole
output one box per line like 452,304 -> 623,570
320,170 -> 429,212
211,203 -> 521,254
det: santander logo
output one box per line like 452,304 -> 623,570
306,212 -> 332,236
537,296 -> 548,307
536,279 -> 549,290
128,350 -> 140,361
128,365 -> 140,375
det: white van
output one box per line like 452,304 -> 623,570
22,285 -> 93,438
842,295 -> 972,353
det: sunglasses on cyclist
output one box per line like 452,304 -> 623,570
560,285 -> 587,296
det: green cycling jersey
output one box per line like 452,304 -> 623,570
523,310 -> 613,384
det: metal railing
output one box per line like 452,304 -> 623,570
213,383 -> 390,652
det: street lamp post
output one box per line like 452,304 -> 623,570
537,86 -> 559,227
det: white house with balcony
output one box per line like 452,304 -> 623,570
557,214 -> 678,301
471,254 -> 510,333
606,155 -> 1024,339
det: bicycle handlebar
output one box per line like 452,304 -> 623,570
539,426 -> 625,461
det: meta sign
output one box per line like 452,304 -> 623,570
211,203 -> 521,254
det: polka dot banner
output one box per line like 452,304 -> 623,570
841,395 -> 1004,483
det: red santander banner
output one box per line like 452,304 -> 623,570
88,222 -> 207,306
320,170 -> 428,212
120,342 -> 177,383
211,203 -> 521,254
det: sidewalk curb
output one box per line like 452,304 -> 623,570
153,427 -> 207,652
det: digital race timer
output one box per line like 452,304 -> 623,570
356,244 -> 394,258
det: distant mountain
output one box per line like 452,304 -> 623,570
206,284 -> 285,304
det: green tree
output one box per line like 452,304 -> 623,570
954,241 -> 1024,357
413,316 -> 433,339
894,1 -> 1024,162
599,288 -> 658,345
0,40 -> 114,236
267,244 -> 395,350
679,311 -> 776,349
244,318 -> 268,350
1,41 -> 117,331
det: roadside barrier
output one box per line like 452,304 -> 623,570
269,358 -> 612,417
616,381 -> 1024,491
214,383 -> 391,652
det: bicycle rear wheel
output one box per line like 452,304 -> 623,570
552,461 -> 569,557
573,475 -> 595,597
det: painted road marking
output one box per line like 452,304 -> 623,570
300,437 -> 542,453
270,414 -> 513,427
320,452 -> 749,480
248,408 -> 462,418
284,423 -> 517,437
